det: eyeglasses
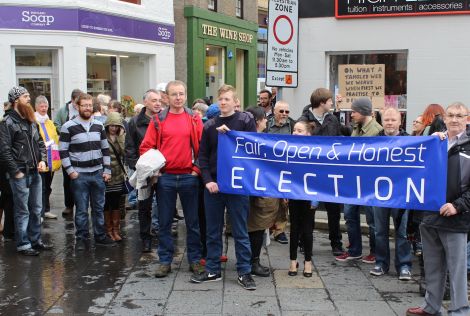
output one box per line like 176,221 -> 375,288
169,92 -> 185,98
278,110 -> 290,114
446,114 -> 468,120
412,120 -> 423,124
79,104 -> 93,108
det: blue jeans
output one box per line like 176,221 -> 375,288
156,173 -> 200,265
343,204 -> 375,257
467,241 -> 470,272
127,168 -> 137,207
204,190 -> 251,275
9,171 -> 43,251
71,171 -> 106,241
373,207 -> 412,272
152,195 -> 159,231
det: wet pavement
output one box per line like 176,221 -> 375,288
0,173 -> 428,315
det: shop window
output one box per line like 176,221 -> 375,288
15,50 -> 52,66
87,55 -> 116,99
119,0 -> 141,4
257,42 -> 267,79
329,51 -> 408,127
236,0 -> 243,18
205,45 -> 225,103
208,0 -> 217,11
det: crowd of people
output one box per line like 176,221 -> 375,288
0,82 -> 469,315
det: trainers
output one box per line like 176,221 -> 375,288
361,254 -> 376,264
399,267 -> 412,281
75,239 -> 87,251
189,262 -> 204,274
44,212 -> 58,219
370,266 -> 385,276
19,248 -> 40,256
406,307 -> 434,316
220,255 -> 228,262
274,232 -> 288,244
155,264 -> 171,278
238,273 -> 256,290
62,207 -> 73,216
95,236 -> 116,247
32,242 -> 53,251
190,271 -> 222,283
332,246 -> 345,256
335,252 -> 362,262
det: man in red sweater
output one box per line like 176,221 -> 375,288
140,80 -> 203,278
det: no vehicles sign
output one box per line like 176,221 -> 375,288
266,0 -> 298,88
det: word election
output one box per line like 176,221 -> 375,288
218,132 -> 447,211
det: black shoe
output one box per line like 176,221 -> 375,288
75,239 -> 87,251
190,271 -> 222,283
19,248 -> 40,256
274,232 -> 288,244
95,236 -> 116,247
174,214 -> 184,220
238,273 -> 256,290
62,207 -> 73,216
332,246 -> 345,256
142,239 -> 152,253
288,262 -> 299,276
32,242 -> 53,251
251,260 -> 270,277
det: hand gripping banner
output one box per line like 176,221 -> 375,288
217,131 -> 447,211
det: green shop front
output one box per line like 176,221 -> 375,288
185,7 -> 258,107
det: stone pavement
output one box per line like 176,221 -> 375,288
0,173 -> 427,315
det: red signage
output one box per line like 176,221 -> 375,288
336,0 -> 470,19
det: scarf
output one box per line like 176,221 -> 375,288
35,112 -> 49,124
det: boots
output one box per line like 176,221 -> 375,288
111,210 -> 122,242
251,258 -> 270,277
104,211 -> 114,241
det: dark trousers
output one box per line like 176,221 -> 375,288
40,171 -> 54,216
197,180 -> 207,258
62,167 -> 74,208
289,199 -> 314,261
249,229 -> 264,260
322,202 -> 342,248
138,185 -> 155,242
0,193 -> 14,238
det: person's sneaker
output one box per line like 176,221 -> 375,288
399,267 -> 412,281
190,271 -> 221,283
361,254 -> 376,264
274,232 -> 288,244
189,262 -> 204,274
332,246 -> 345,256
32,242 -> 53,251
44,212 -> 58,219
370,266 -> 385,276
62,207 -> 73,216
95,236 -> 116,247
335,252 -> 362,262
75,239 -> 87,251
19,248 -> 40,256
238,273 -> 256,290
200,258 -> 206,266
154,264 -> 171,278
251,260 -> 270,277
406,307 -> 434,316
220,255 -> 228,262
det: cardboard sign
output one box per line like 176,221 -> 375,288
338,64 -> 385,109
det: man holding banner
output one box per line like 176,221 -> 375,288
407,102 -> 470,316
369,108 -> 412,280
191,84 -> 257,290
336,97 -> 383,263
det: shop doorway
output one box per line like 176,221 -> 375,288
205,45 -> 225,103
236,49 -> 246,107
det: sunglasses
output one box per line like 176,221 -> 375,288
278,110 -> 290,114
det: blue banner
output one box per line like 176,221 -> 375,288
217,131 -> 448,211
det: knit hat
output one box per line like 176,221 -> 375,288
8,86 -> 28,104
206,104 -> 220,119
351,98 -> 372,116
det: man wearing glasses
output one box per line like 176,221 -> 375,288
407,102 -> 470,316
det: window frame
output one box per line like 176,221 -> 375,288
208,0 -> 217,11
236,0 -> 243,18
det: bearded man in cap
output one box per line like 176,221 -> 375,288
0,86 -> 52,256
335,97 -> 382,264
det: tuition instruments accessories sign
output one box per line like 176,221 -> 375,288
266,0 -> 298,88
336,0 -> 470,19
217,131 -> 447,211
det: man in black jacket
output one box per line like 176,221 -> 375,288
298,88 -> 344,255
125,88 -> 162,252
0,86 -> 51,256
407,102 -> 470,316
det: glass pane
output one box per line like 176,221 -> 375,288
205,46 -> 225,104
18,78 -> 51,117
86,55 -> 116,99
16,50 -> 52,67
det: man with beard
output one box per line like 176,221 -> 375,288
59,93 -> 115,250
0,86 -> 52,256
258,89 -> 273,117
125,89 -> 163,252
